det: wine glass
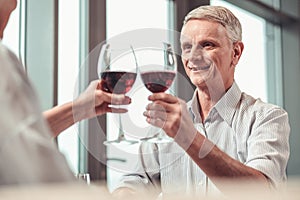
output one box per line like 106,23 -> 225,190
98,43 -> 138,145
139,42 -> 177,143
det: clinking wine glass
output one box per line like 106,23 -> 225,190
98,43 -> 138,145
139,42 -> 177,143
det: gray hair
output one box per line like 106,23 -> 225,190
183,5 -> 242,42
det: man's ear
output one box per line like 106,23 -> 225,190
232,41 -> 244,66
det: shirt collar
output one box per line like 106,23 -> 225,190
188,81 -> 242,125
214,81 -> 242,125
187,90 -> 202,123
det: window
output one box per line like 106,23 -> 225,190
57,0 -> 80,173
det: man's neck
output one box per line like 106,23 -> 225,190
196,83 -> 231,122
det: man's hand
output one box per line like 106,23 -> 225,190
143,93 -> 198,150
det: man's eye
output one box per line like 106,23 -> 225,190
202,42 -> 214,48
182,44 -> 192,51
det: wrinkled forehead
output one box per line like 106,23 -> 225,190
180,20 -> 228,44
180,29 -> 212,45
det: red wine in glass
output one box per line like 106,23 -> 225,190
98,43 -> 138,145
101,71 -> 137,94
140,70 -> 176,93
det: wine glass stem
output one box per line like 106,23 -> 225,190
117,113 -> 125,140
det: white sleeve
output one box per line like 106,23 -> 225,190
113,142 -> 161,196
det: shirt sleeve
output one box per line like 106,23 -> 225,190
245,106 -> 290,187
113,142 -> 161,196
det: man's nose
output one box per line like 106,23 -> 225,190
189,47 -> 205,62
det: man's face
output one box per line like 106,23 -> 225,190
180,19 -> 239,91
0,0 -> 17,39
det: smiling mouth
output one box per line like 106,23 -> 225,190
187,63 -> 211,71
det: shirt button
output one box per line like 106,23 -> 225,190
205,123 -> 210,129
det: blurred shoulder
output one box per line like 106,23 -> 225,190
240,92 -> 288,118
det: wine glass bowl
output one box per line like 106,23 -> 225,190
140,70 -> 176,93
139,43 -> 177,93
98,43 -> 138,145
101,71 -> 137,94
138,42 -> 177,143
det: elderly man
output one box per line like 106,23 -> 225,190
113,5 -> 290,198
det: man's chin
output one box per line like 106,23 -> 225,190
190,77 -> 207,88
189,71 -> 212,86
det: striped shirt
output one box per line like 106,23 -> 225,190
115,82 -> 290,197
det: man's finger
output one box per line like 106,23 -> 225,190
146,101 -> 177,112
143,110 -> 167,121
148,93 -> 178,104
146,117 -> 165,129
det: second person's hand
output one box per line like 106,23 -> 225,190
73,79 -> 132,122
